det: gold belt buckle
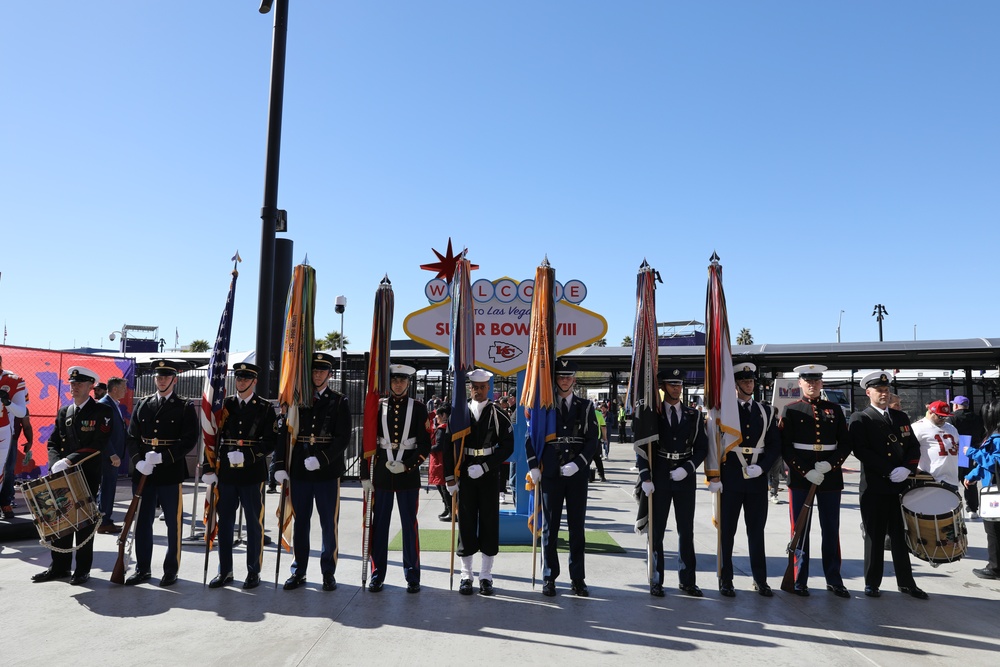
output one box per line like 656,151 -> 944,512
309,436 -> 316,445
151,438 -> 159,447
237,439 -> 244,447
392,443 -> 399,450
813,444 -> 824,452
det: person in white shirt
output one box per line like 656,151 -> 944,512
911,400 -> 961,490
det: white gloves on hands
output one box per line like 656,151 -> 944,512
361,479 -> 374,492
51,458 -> 71,474
889,466 -> 910,483
145,451 -> 163,465
641,480 -> 655,496
805,469 -> 825,486
708,480 -> 723,493
202,473 -> 218,486
669,467 -> 688,482
467,464 -> 485,479
386,460 -> 406,474
135,460 -> 155,476
274,470 -> 290,485
227,451 -> 245,466
304,456 -> 321,472
746,464 -> 763,478
447,482 -> 459,495
814,461 -> 833,474
560,462 -> 580,477
529,468 -> 541,485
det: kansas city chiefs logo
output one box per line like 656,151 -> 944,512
488,341 -> 523,363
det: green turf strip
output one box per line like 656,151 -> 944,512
389,529 -> 624,553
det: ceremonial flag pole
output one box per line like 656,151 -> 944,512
627,260 -> 661,585
704,252 -> 743,577
520,257 -> 557,589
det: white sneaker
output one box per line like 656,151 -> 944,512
499,493 -> 509,504
970,511 -> 980,520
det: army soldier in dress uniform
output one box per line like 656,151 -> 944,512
202,363 -> 277,590
780,363 -> 853,598
849,371 -> 928,599
443,368 -> 514,595
361,363 -> 432,593
714,362 -> 781,597
638,367 -> 708,597
32,367 -> 113,585
125,360 -> 199,587
526,358 -> 598,597
274,352 -> 351,592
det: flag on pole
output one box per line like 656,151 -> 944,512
362,276 -> 394,461
448,254 -> 476,459
628,260 -> 661,537
704,252 -> 743,479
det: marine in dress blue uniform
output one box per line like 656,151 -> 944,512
274,352 -> 352,591
717,362 -> 781,597
203,363 -> 277,590
780,364 -> 853,597
32,367 -> 113,585
525,358 -> 599,597
360,363 -> 432,593
638,367 -> 708,597
125,359 -> 199,587
849,371 -> 927,599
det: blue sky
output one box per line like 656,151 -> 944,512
3,2 -> 997,355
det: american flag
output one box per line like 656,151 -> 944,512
201,255 -> 241,472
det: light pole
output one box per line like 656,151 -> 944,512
335,295 -> 346,393
872,304 -> 888,342
837,310 -> 844,343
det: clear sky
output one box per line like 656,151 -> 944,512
3,2 -> 998,355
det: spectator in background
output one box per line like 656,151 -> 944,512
430,403 -> 452,521
911,401 -> 961,490
951,395 -> 986,520
96,377 -> 128,534
93,382 -> 108,401
964,398 -> 1000,580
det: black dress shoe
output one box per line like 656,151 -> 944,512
124,571 -> 152,586
571,580 -> 589,597
827,584 -> 850,598
406,582 -> 421,593
438,514 -> 452,523
70,572 -> 91,586
243,574 -> 260,590
479,579 -> 495,596
542,581 -> 556,597
650,583 -> 665,597
31,568 -> 70,583
864,585 -> 881,597
458,578 -> 474,595
367,579 -> 383,593
792,585 -> 810,597
438,509 -> 449,518
719,581 -> 736,597
266,485 -> 278,494
972,568 -> 998,580
209,572 -> 234,589
283,574 -> 307,590
679,584 -> 703,597
322,574 -> 338,591
753,582 -> 773,597
898,585 -> 929,600
159,573 -> 178,587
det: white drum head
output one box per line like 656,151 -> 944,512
901,485 -> 960,516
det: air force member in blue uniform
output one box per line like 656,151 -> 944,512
526,358 -> 599,597
361,363 -> 432,593
717,362 -> 781,597
638,367 -> 708,597
203,362 -> 277,590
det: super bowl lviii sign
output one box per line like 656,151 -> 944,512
403,275 -> 608,377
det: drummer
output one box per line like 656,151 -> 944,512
32,367 -> 114,585
911,401 -> 962,491
848,371 -> 927,599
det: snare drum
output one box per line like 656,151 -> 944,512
899,482 -> 967,564
19,466 -> 101,547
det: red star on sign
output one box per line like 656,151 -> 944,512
419,238 -> 478,283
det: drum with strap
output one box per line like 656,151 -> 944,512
900,481 -> 968,565
19,467 -> 101,549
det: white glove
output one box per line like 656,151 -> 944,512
746,464 -> 763,479
202,473 -> 218,486
805,469 -> 825,486
145,451 -> 163,465
814,461 -> 833,474
227,451 -> 245,466
560,462 -> 580,477
669,467 -> 688,482
641,480 -> 655,496
361,479 -> 374,492
386,460 -> 406,474
889,466 -> 910,483
135,460 -> 155,476
708,480 -> 723,493
467,464 -> 485,479
304,456 -> 321,472
51,458 -> 71,474
447,482 -> 459,495
274,470 -> 290,485
529,468 -> 541,485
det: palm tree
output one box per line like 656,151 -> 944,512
316,331 -> 350,351
736,328 -> 753,346
621,335 -> 633,347
590,338 -> 607,347
189,339 -> 210,352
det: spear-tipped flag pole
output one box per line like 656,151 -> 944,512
704,251 -> 743,577
627,260 -> 661,585
520,256 -> 558,588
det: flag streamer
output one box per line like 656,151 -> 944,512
704,252 -> 743,478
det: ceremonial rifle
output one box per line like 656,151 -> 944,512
780,482 -> 818,593
111,474 -> 147,585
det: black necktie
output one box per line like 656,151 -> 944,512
562,399 -> 571,422
883,410 -> 892,425
670,406 -> 678,428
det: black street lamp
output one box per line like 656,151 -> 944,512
872,304 -> 888,342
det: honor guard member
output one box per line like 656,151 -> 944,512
639,367 -> 708,597
202,363 -> 277,590
125,360 -> 199,586
274,352 -> 351,591
526,358 -> 598,597
716,362 -> 781,597
849,371 -> 927,599
360,363 -> 432,593
32,367 -> 113,585
443,368 -> 514,595
780,364 -> 853,597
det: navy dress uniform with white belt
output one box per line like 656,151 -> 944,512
638,368 -> 708,591
779,364 -> 853,595
361,364 -> 431,592
718,363 -> 781,594
126,360 -> 199,586
208,363 -> 277,588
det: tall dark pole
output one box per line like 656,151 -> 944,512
872,304 -> 888,342
256,0 -> 289,398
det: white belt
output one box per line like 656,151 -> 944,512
793,443 -> 837,451
378,437 -> 416,451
